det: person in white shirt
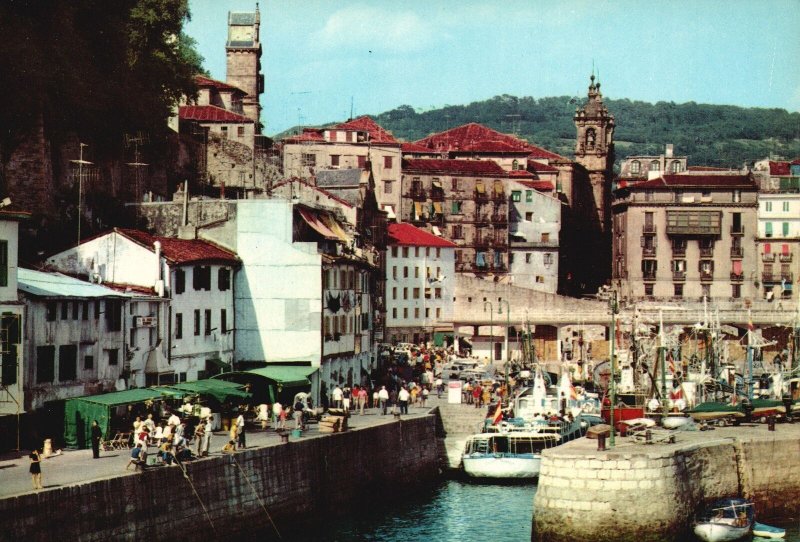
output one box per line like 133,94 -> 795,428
378,386 -> 389,415
398,387 -> 410,414
332,385 -> 343,409
272,402 -> 282,431
236,412 -> 246,449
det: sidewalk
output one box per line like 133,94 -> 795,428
0,398 -> 450,499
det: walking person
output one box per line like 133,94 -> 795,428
293,397 -> 305,430
332,385 -> 343,409
272,401 -> 282,431
357,386 -> 367,415
90,420 -> 102,459
378,386 -> 389,415
201,417 -> 212,456
29,449 -> 43,490
194,419 -> 206,457
236,411 -> 246,449
398,386 -> 409,415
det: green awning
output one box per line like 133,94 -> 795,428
213,364 -> 318,403
74,388 -> 166,407
161,379 -> 250,403
243,365 -> 318,387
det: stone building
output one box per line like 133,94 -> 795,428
384,223 -> 456,345
225,8 -> 263,125
611,173 -> 759,302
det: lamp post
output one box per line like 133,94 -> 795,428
483,301 -> 493,366
609,290 -> 618,448
498,300 -> 510,393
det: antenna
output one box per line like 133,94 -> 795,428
350,96 -> 354,120
125,132 -> 150,206
70,143 -> 93,246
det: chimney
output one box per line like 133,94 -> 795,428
665,144 -> 674,158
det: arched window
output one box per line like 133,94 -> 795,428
585,128 -> 596,149
670,160 -> 682,173
649,160 -> 660,172
630,160 -> 641,174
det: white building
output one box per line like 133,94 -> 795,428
385,223 -> 456,345
45,228 -> 240,384
18,269 -> 130,411
508,180 -> 562,293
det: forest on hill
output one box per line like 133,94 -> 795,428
281,95 -> 800,171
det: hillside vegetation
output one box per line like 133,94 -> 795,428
283,95 -> 800,170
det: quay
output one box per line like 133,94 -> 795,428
0,399 -> 459,542
532,422 -> 800,542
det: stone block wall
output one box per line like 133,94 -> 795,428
0,416 -> 438,542
533,433 -> 800,542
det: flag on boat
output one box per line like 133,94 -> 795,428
670,385 -> 683,400
492,401 -> 503,424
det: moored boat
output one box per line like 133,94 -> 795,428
693,498 -> 754,542
753,521 -> 786,539
461,431 -> 560,479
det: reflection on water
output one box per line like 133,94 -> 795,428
280,480 -> 537,542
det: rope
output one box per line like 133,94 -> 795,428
174,455 -> 219,539
231,454 -> 282,540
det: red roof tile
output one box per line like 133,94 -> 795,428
116,229 -> 240,265
516,180 -> 555,192
282,128 -> 325,143
387,223 -> 457,248
508,169 -> 534,178
414,123 -> 567,161
769,161 -> 791,176
528,161 -> 559,173
686,166 -> 733,172
631,174 -> 756,190
402,158 -> 507,176
401,142 -> 437,153
179,105 -> 252,123
194,75 -> 246,95
791,158 -> 800,166
335,116 -> 398,144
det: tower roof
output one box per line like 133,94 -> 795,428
575,74 -> 614,120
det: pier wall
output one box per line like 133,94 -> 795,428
0,415 -> 439,542
532,433 -> 800,542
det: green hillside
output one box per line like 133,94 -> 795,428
280,95 -> 800,170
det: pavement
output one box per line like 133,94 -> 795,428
0,398 -> 449,499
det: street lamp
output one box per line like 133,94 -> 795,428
483,301 -> 493,365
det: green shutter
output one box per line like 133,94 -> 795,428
783,222 -> 790,237
765,222 -> 773,236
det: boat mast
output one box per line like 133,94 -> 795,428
659,310 -> 668,418
746,309 -> 754,402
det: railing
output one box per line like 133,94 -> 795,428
407,189 -> 427,201
429,189 -> 445,202
672,247 -> 686,257
730,226 -> 745,236
730,246 -> 743,258
643,223 -> 656,234
763,253 -> 775,262
643,271 -> 656,281
700,247 -> 714,258
730,272 -> 744,282
491,214 -> 506,223
700,271 -> 714,282
672,271 -> 686,281
779,253 -> 793,263
474,191 -> 489,202
642,246 -> 656,257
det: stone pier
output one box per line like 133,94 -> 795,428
533,423 -> 800,542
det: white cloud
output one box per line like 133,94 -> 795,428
311,5 -> 439,53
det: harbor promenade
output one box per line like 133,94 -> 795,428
533,421 -> 800,542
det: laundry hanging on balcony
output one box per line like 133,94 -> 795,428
326,292 -> 341,313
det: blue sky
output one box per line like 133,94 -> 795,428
186,0 -> 800,137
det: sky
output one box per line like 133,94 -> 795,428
186,0 -> 800,137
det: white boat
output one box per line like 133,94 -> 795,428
753,522 -> 786,539
693,498 -> 754,542
662,415 -> 692,429
461,431 -> 560,479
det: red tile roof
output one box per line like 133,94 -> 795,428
517,180 -> 555,192
402,158 -> 507,176
631,174 -> 756,190
194,75 -> 246,95
791,158 -> 800,166
528,161 -> 559,173
387,223 -> 457,248
401,142 -> 437,153
116,228 -> 240,265
508,169 -> 534,179
769,161 -> 791,176
179,105 -> 252,123
414,123 -> 567,161
456,140 -> 530,154
686,166 -> 733,172
334,116 -> 398,144
271,178 -> 355,208
282,128 -> 325,143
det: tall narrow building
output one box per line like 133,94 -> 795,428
226,6 -> 264,129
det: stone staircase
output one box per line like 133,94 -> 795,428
430,399 -> 489,471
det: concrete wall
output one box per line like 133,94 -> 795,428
533,433 -> 800,542
0,416 -> 439,542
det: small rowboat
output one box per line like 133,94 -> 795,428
662,415 -> 691,429
753,521 -> 786,539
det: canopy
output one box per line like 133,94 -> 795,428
64,388 -> 166,449
158,379 -> 250,404
213,364 -> 318,403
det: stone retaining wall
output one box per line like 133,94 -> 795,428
0,416 -> 439,542
533,433 -> 800,542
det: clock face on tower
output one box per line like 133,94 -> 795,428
229,25 -> 254,44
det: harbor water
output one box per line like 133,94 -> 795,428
279,479 -> 800,542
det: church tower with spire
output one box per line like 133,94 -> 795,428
226,4 -> 264,130
574,74 -> 615,232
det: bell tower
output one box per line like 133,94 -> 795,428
226,5 -> 264,130
574,74 -> 614,232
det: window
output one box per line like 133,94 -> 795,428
414,267 -> 419,278
82,301 -> 89,320
452,225 -> 463,239
221,126 -> 228,139
644,283 -> 654,296
392,266 -> 397,280
61,302 -> 68,320
733,190 -> 741,203
541,232 -> 550,243
384,180 -> 393,194
732,212 -> 742,233
415,247 -> 419,257
645,190 -> 654,202
413,288 -> 420,299
357,155 -> 366,169
175,313 -> 183,339
436,248 -> 441,258
221,309 -> 227,334
642,259 -> 657,278
204,310 -> 211,335
630,160 -> 641,174
403,287 -> 408,300
72,302 -> 79,320
451,200 -> 463,214
670,161 -> 682,173
392,287 -> 397,300
194,310 -> 200,336
512,159 -> 519,171
94,301 -> 100,319
425,287 -> 432,299
235,126 -> 244,138
732,284 -> 741,299
536,275 -> 544,283
392,308 -> 397,319
105,300 -> 122,332
218,268 -> 231,291
302,153 -> 317,167
193,266 -> 211,291
46,302 -> 56,321
765,201 -> 773,212
403,266 -> 408,278
107,348 -> 119,366
403,308 -> 408,319
435,288 -> 442,299
436,308 -> 441,318
402,247 -> 409,258
673,284 -> 683,297
84,355 -> 93,370
783,222 -> 790,237
36,345 -> 55,383
525,190 -> 533,203
384,156 -> 393,169
175,269 -> 185,294
765,222 -> 773,237
525,212 -> 533,221
0,240 -> 6,286
512,191 -> 521,202
451,178 -> 460,191
649,160 -> 660,172
702,284 -> 711,298
783,201 -> 790,212
544,253 -> 553,265
425,308 -> 430,318
525,253 -> 532,264
414,308 -> 420,319
58,345 -> 77,382
391,246 -> 398,258
331,155 -> 340,167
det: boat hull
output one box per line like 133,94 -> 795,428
662,416 -> 691,429
462,454 -> 541,479
753,522 -> 786,539
693,522 -> 750,542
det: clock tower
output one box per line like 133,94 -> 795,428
226,5 -> 264,129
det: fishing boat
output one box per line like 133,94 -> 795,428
693,498 -> 754,542
461,431 -> 560,479
753,522 -> 786,539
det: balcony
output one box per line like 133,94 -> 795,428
474,190 -> 489,203
407,188 -> 427,201
430,188 -> 445,202
730,272 -> 744,282
672,247 -> 686,258
730,226 -> 745,236
700,272 -> 714,282
642,246 -> 657,257
474,236 -> 490,248
474,214 -> 490,224
779,253 -> 793,263
643,271 -> 656,281
763,253 -> 776,262
643,223 -> 657,234
700,247 -> 714,258
491,214 -> 507,223
730,246 -> 743,258
763,271 -> 793,283
672,271 -> 686,282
